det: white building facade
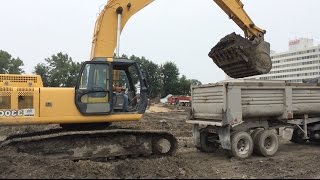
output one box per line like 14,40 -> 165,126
246,38 -> 320,83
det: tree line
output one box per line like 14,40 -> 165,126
0,50 -> 201,98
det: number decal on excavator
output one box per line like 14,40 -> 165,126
0,110 -> 23,117
0,109 -> 34,117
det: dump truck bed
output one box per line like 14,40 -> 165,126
188,79 -> 320,127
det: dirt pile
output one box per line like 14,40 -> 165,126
146,104 -> 172,113
1,105 -> 320,179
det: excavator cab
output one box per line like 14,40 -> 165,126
75,58 -> 149,115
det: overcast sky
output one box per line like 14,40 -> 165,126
1,0 -> 320,84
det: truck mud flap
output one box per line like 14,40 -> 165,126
218,125 -> 231,150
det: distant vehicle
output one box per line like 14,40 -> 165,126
160,94 -> 173,104
168,96 -> 191,107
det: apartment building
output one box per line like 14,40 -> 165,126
244,38 -> 320,83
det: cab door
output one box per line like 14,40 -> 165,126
75,61 -> 112,115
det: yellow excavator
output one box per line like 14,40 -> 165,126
0,0 -> 271,160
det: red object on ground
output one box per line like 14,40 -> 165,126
167,96 -> 191,106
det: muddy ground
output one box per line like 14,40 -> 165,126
1,105 -> 320,179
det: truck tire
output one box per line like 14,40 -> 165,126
198,129 -> 219,153
230,131 -> 253,159
254,130 -> 279,157
291,127 -> 307,144
251,128 -> 264,142
251,128 -> 264,154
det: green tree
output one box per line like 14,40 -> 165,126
122,54 -> 202,98
128,55 -> 163,98
34,63 -> 50,87
176,77 -> 202,96
177,75 -> 192,95
121,54 -> 128,59
161,61 -> 180,97
33,52 -> 82,87
190,79 -> 202,86
0,50 -> 24,74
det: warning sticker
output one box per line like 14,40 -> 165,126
23,109 -> 35,116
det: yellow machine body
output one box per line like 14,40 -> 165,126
0,75 -> 142,125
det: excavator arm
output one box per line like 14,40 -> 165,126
210,0 -> 272,78
91,0 -> 272,78
213,0 -> 266,41
90,0 -> 267,57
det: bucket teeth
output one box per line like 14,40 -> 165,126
209,32 -> 272,78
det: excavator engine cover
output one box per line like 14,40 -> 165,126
209,32 -> 272,78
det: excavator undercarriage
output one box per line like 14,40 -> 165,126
0,128 -> 177,161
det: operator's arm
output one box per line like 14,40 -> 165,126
90,0 -> 154,59
213,0 -> 265,41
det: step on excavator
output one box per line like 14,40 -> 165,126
0,0 -> 272,161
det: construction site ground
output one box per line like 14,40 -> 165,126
1,104 -> 320,179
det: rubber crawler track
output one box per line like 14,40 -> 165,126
0,129 -> 178,162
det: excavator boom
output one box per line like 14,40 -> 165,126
209,0 -> 272,78
213,0 -> 265,40
91,0 -> 272,78
90,0 -> 154,59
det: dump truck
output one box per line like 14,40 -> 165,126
187,79 -> 320,159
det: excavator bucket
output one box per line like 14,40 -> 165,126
209,33 -> 272,78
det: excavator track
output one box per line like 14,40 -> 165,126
209,32 -> 272,78
0,128 -> 178,161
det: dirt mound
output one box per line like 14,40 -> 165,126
1,110 -> 320,178
146,104 -> 172,113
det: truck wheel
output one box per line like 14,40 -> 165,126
254,130 -> 279,157
198,129 -> 219,153
230,131 -> 253,159
251,128 -> 264,154
291,127 -> 307,144
251,128 -> 264,142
